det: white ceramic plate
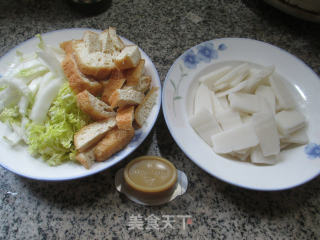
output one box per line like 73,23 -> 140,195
0,28 -> 161,181
162,38 -> 320,191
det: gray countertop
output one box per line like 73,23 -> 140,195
1,0 -> 320,239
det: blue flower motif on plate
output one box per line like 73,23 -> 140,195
131,131 -> 142,144
182,41 -> 227,69
218,43 -> 227,51
182,49 -> 199,69
305,143 -> 320,159
196,42 -> 217,63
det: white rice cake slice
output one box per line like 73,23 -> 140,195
213,63 -> 249,87
258,98 -> 274,115
228,92 -> 261,114
194,83 -> 213,115
212,81 -> 229,92
228,67 -> 249,87
243,65 -> 275,92
229,148 -> 251,161
255,85 -> 276,114
218,96 -> 229,109
189,108 -> 221,146
215,109 -> 242,131
281,127 -> 309,145
211,92 -> 230,115
269,75 -> 296,110
250,147 -> 279,165
252,112 -> 280,156
216,79 -> 249,98
275,110 -> 306,135
211,122 -> 259,154
199,66 -> 232,88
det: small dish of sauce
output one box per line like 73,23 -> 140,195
115,156 -> 187,206
124,156 -> 178,197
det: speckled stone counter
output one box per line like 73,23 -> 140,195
1,0 -> 320,239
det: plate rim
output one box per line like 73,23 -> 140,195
263,0 -> 320,23
162,37 -> 320,191
0,28 -> 162,181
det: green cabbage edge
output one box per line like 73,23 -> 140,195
0,83 -> 91,166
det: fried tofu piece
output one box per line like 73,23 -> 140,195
73,40 -> 115,79
109,88 -> 144,109
110,68 -> 126,80
74,118 -> 116,152
100,27 -> 125,55
114,45 -> 141,70
116,105 -> 135,130
77,90 -> 115,121
101,69 -> 126,105
94,127 -> 135,161
82,31 -> 101,53
75,147 -> 96,169
134,75 -> 151,93
62,54 -> 102,95
125,59 -> 145,87
134,87 -> 158,127
60,40 -> 77,55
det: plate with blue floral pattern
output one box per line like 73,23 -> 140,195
0,28 -> 161,181
162,38 -> 320,190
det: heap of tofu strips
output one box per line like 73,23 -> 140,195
189,63 -> 308,165
60,27 -> 158,169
